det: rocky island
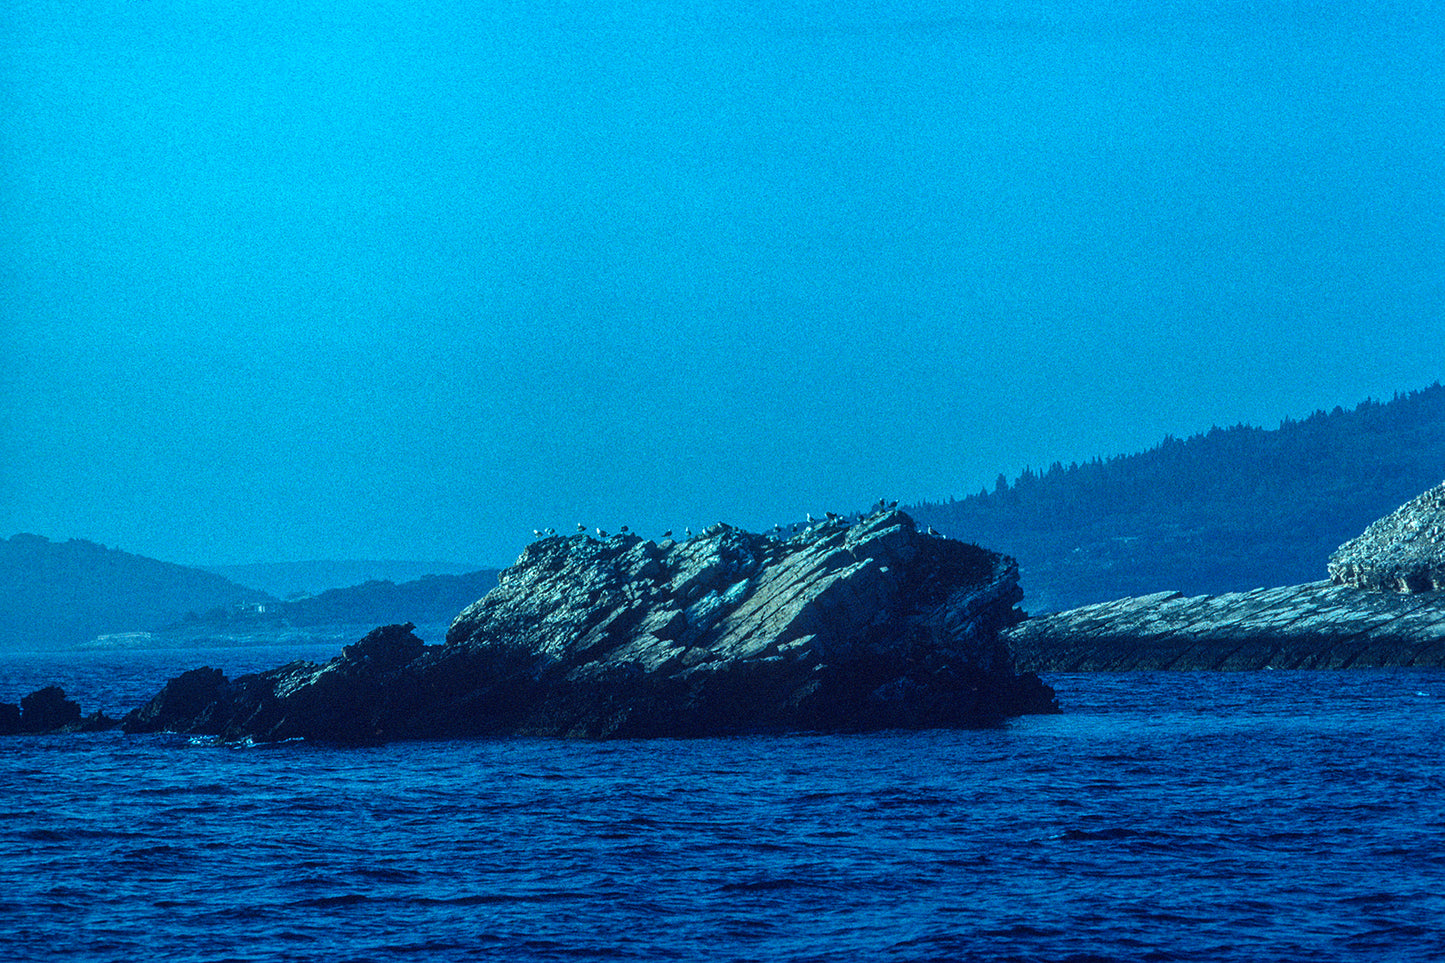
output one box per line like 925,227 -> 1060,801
0,685 -> 115,736
1005,481 -> 1445,670
122,510 -> 1058,742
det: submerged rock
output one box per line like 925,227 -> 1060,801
1328,481 -> 1445,593
123,512 -> 1057,742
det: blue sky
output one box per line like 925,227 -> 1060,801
2,1 -> 1442,566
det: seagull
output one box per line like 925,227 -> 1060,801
532,529 -> 544,538
662,530 -> 673,538
927,526 -> 939,537
620,525 -> 629,534
685,527 -> 693,538
806,513 -> 816,524
577,523 -> 586,533
545,528 -> 555,536
596,528 -> 608,538
888,500 -> 898,510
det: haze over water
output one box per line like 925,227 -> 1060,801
3,1 -> 1441,566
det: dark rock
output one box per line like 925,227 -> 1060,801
123,512 -> 1057,742
0,686 -> 116,735
122,667 -> 231,734
341,622 -> 425,668
77,711 -> 119,732
18,686 -> 82,733
0,701 -> 19,735
1329,481 -> 1445,593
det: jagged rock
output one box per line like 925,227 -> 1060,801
122,667 -> 232,735
123,513 -> 1057,742
1329,481 -> 1445,593
341,621 -> 425,668
0,685 -> 112,735
20,686 -> 81,732
1003,581 -> 1445,671
122,626 -> 430,743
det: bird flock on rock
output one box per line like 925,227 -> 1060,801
525,498 -> 949,547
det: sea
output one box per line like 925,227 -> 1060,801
2,646 -> 1443,963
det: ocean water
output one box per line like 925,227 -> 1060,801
2,649 -> 1444,962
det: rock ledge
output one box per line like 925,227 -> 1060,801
1004,581 -> 1445,671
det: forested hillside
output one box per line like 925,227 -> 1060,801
907,384 -> 1445,613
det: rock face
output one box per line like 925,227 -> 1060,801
122,512 -> 1057,742
1328,481 -> 1445,593
1004,582 -> 1445,671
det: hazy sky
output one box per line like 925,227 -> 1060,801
3,1 -> 1442,567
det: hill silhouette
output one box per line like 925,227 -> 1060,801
167,570 -> 501,639
906,383 -> 1445,613
0,534 -> 503,651
0,535 -> 267,651
202,559 -> 489,598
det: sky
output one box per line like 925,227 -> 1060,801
2,0 -> 1442,567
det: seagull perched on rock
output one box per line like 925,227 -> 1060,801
532,529 -> 544,538
662,530 -> 672,538
620,525 -> 629,534
685,527 -> 693,538
577,523 -> 586,533
596,528 -> 608,538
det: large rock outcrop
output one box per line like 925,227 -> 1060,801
122,511 -> 1058,742
1328,481 -> 1445,593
